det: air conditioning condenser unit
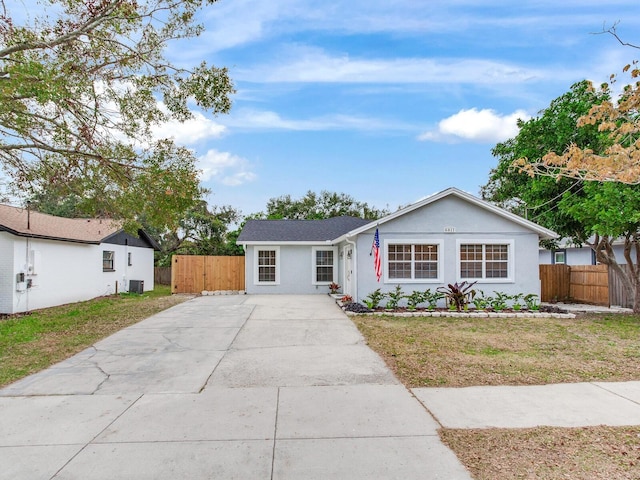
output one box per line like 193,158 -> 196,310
129,280 -> 144,294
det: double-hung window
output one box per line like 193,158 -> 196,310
103,251 -> 115,272
312,247 -> 337,284
458,241 -> 513,282
385,241 -> 442,282
255,247 -> 279,284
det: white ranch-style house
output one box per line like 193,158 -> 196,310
237,187 -> 558,305
0,204 -> 157,314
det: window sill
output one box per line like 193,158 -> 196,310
459,278 -> 514,284
385,279 -> 442,284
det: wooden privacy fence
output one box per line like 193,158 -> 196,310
540,264 -> 571,304
609,264 -> 633,309
540,264 -> 632,308
171,255 -> 245,294
154,267 -> 172,285
569,265 -> 609,306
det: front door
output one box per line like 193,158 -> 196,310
343,245 -> 354,297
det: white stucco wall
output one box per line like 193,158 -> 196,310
353,196 -> 543,305
1,234 -> 155,314
0,233 -> 13,314
244,244 -> 340,295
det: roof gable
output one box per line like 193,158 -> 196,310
341,187 -> 558,240
237,216 -> 371,243
238,188 -> 557,245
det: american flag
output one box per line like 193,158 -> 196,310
372,228 -> 381,282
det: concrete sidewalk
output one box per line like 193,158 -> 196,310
413,381 -> 640,429
0,295 -> 471,480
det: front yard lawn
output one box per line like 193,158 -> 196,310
353,313 -> 640,480
353,313 -> 640,387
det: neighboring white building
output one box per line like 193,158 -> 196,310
0,204 -> 158,314
237,187 -> 558,304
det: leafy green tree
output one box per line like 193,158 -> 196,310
0,0 -> 234,231
483,80 -> 640,311
520,27 -> 640,185
260,190 -> 388,220
26,190 -> 84,218
153,202 -> 243,266
558,182 -> 640,311
482,81 -> 610,246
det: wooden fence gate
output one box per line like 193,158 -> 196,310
569,265 -> 609,306
171,255 -> 245,294
540,264 -> 632,308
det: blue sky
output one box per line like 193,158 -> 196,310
163,0 -> 640,218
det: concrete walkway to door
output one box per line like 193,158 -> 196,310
0,294 -> 471,480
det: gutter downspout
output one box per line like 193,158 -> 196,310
345,235 -> 357,302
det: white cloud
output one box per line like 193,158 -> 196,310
182,1 -> 630,90
190,0 -> 634,53
418,108 -> 530,143
150,111 -> 227,144
220,108 -> 415,133
198,149 -> 257,186
236,48 -> 548,85
188,0 -> 304,54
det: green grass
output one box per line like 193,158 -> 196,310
0,286 -> 190,387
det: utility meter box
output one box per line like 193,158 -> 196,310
16,272 -> 26,292
129,280 -> 144,294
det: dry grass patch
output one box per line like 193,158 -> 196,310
0,286 -> 191,387
353,312 -> 640,479
352,314 -> 640,387
441,426 -> 640,480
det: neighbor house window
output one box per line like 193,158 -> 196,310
385,241 -> 442,282
254,247 -> 279,284
128,252 -> 133,266
312,247 -> 338,284
553,250 -> 566,265
458,241 -> 513,282
103,251 -> 115,271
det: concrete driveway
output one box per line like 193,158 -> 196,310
0,294 -> 471,480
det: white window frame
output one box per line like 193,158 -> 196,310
456,239 -> 514,283
311,246 -> 338,285
254,246 -> 280,285
103,250 -> 115,272
383,239 -> 443,283
553,250 -> 566,265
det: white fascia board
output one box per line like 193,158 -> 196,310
237,241 -> 336,246
340,187 -> 558,240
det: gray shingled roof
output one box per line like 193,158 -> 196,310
237,216 -> 372,243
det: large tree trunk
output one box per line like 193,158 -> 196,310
592,234 -> 640,313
